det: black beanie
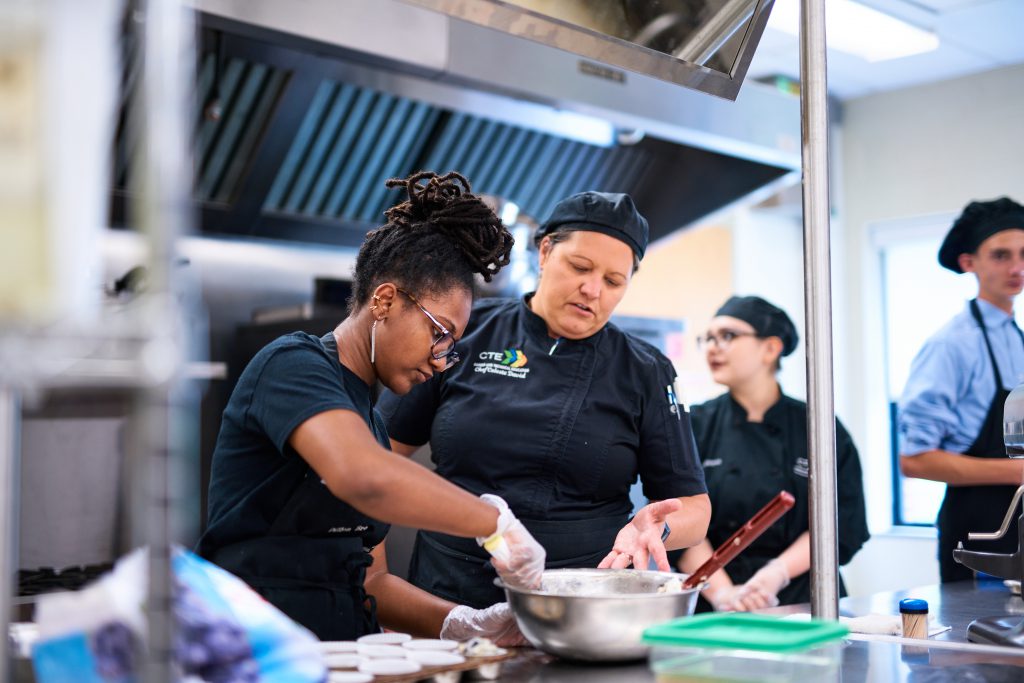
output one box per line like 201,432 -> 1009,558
938,197 -> 1024,273
715,295 -> 799,357
534,191 -> 649,260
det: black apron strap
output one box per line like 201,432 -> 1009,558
938,300 -> 1022,582
969,299 -> 1005,388
408,514 -> 629,609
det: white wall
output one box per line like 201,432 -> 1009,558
731,207 -> 807,401
837,63 -> 1024,595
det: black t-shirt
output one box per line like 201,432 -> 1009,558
377,297 -> 706,523
198,332 -> 390,559
690,392 -> 870,605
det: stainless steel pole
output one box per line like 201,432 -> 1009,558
0,389 -> 20,682
799,0 -> 839,620
133,0 -> 194,680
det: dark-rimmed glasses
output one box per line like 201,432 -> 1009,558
696,330 -> 758,351
396,288 -> 460,368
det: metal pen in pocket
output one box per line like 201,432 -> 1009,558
666,384 -> 680,420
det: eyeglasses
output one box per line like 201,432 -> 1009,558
396,288 -> 460,368
696,330 -> 758,351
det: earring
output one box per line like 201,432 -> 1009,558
370,319 -> 378,364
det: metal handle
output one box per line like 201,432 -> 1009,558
968,485 -> 1024,541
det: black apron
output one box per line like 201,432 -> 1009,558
409,514 -> 628,609
937,299 -> 1023,583
211,474 -> 380,640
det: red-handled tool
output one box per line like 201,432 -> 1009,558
682,490 -> 796,590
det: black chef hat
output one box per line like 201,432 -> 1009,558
534,191 -> 650,260
938,197 -> 1024,273
715,295 -> 799,357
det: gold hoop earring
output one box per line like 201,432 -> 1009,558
370,319 -> 378,364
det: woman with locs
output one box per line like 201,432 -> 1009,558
198,171 -> 545,642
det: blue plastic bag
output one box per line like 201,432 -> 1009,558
31,547 -> 327,683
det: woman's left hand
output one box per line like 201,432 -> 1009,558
440,603 -> 529,647
598,499 -> 683,571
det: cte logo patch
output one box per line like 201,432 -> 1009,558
501,348 -> 528,368
474,348 -> 530,379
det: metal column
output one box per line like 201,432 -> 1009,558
132,0 -> 195,679
0,389 -> 20,682
799,0 -> 839,619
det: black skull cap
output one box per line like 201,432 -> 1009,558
715,295 -> 799,357
938,197 -> 1024,273
535,191 -> 650,260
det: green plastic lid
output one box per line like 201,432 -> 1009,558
642,613 -> 849,653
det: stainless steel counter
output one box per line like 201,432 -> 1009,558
795,578 -> 1024,643
11,582 -> 1024,681
491,580 -> 1024,682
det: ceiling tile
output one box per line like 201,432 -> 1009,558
746,0 -> 1021,101
936,0 -> 1024,64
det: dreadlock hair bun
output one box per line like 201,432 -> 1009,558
349,170 -> 514,311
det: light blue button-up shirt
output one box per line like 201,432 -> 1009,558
898,299 -> 1024,456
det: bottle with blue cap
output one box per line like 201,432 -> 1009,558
899,598 -> 929,639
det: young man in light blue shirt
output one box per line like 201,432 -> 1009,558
899,197 -> 1024,582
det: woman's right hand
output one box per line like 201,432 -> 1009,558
477,494 -> 546,590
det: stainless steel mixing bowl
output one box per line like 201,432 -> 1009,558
498,568 -> 700,661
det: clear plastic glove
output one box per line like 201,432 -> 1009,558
598,499 -> 682,571
728,559 -> 790,611
703,584 -> 749,612
440,603 -> 528,647
477,494 -> 545,590
727,585 -> 780,612
744,558 -> 790,599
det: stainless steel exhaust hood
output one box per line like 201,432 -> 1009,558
401,0 -> 776,101
110,1 -> 799,248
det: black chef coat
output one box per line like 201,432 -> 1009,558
198,332 -> 390,639
378,296 -> 706,606
690,392 -> 869,608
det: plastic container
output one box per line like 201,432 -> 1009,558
642,613 -> 849,682
899,598 -> 929,639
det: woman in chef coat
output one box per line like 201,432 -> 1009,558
198,171 -> 545,641
378,190 -> 711,609
678,295 -> 869,611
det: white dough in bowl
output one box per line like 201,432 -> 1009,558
658,577 -> 684,593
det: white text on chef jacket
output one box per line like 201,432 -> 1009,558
473,351 -> 530,379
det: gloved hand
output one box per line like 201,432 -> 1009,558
702,584 -> 748,612
598,499 -> 682,571
440,603 -> 528,647
477,494 -> 545,590
729,559 -> 790,611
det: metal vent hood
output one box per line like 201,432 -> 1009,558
145,0 -> 801,247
